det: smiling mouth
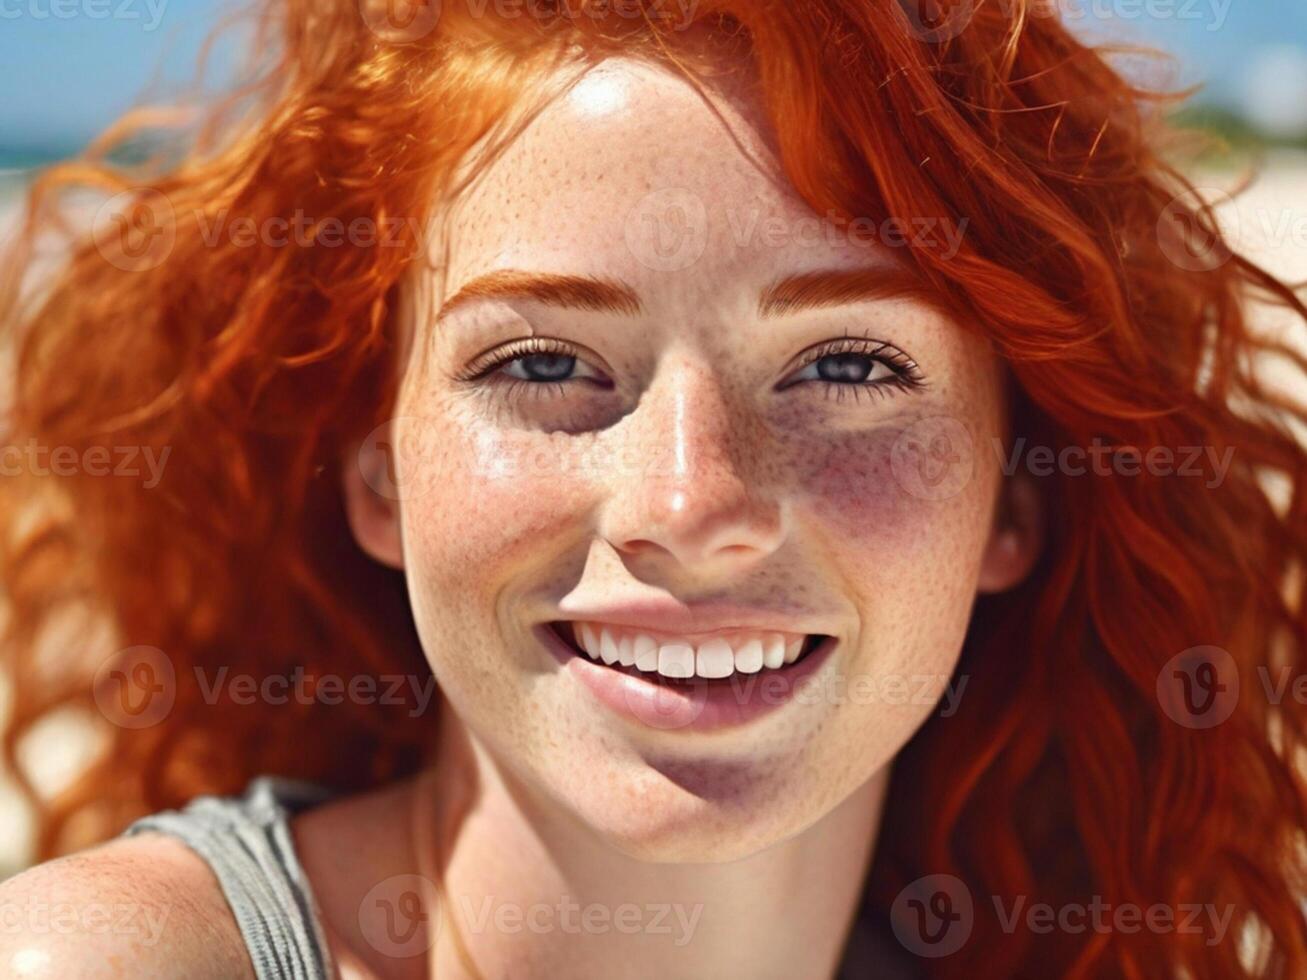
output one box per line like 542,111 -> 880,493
547,620 -> 829,685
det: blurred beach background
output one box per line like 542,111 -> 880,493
1,0 -> 1306,878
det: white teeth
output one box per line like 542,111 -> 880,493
695,638 -> 734,679
617,633 -> 636,667
784,636 -> 804,665
658,643 -> 695,678
599,627 -> 621,666
568,622 -> 819,681
735,638 -> 764,674
633,634 -> 659,672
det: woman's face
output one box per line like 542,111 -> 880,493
346,55 -> 1033,862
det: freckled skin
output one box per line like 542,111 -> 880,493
386,54 -> 1007,865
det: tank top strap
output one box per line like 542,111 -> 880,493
121,775 -> 338,980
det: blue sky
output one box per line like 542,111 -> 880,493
1,0 -> 1304,153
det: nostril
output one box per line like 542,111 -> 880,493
614,538 -> 768,567
616,539 -> 665,558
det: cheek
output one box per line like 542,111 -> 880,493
794,421 -> 997,631
397,409 -> 600,595
801,428 -> 905,539
798,422 -> 988,539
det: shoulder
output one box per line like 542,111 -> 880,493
0,832 -> 254,980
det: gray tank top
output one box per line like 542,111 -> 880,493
121,776 -> 338,980
119,777 -> 920,980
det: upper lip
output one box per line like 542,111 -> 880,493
552,597 -> 838,641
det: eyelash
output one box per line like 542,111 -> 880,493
457,332 -> 926,404
791,334 -> 926,403
458,337 -> 598,404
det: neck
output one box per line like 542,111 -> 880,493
422,708 -> 890,980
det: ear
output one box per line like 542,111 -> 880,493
977,470 -> 1043,594
341,427 -> 405,570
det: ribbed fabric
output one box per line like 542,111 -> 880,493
119,775 -> 920,980
121,776 -> 337,980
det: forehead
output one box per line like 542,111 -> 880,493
431,56 -> 898,314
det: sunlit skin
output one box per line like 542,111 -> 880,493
1,0 -> 1304,969
326,52 -> 1039,978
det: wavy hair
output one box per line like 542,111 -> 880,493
2,0 -> 1305,976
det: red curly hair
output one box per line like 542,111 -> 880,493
2,1 -> 1305,977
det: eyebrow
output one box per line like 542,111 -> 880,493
757,266 -> 946,319
438,270 -> 642,320
437,265 -> 944,322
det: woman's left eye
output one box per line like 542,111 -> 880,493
783,338 -> 925,398
789,352 -> 900,386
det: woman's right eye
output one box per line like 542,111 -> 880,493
499,351 -> 583,383
459,337 -> 608,399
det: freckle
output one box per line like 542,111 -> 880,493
798,431 -> 904,536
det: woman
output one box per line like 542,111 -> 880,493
0,0 -> 1304,977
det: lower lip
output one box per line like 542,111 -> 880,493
535,622 -> 840,732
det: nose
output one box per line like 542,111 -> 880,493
598,354 -> 786,573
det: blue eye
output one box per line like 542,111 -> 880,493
785,339 -> 925,400
459,337 -> 606,401
500,351 -> 579,383
793,351 -> 898,385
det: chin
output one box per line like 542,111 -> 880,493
562,767 -> 813,864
